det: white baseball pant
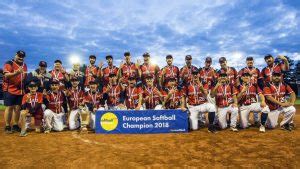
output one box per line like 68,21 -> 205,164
43,109 -> 65,131
90,107 -> 105,129
217,105 -> 238,129
239,103 -> 270,129
266,106 -> 296,128
188,103 -> 216,130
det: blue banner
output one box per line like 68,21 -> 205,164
95,110 -> 189,134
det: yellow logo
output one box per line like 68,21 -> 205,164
100,112 -> 118,131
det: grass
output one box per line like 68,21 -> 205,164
0,105 -> 5,111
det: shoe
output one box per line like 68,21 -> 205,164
289,123 -> 295,130
12,125 -> 21,132
80,127 -> 88,133
5,126 -> 12,134
208,124 -> 217,133
259,125 -> 266,133
230,127 -> 238,132
35,128 -> 41,133
19,131 -> 28,137
281,124 -> 292,131
44,129 -> 51,134
254,121 -> 261,128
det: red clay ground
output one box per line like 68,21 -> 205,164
0,106 -> 299,168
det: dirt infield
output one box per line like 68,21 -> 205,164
0,107 -> 299,168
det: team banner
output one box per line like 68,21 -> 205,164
95,110 -> 189,134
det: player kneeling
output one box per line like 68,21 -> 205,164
124,76 -> 143,110
102,73 -> 126,110
264,71 -> 296,131
211,73 -> 239,132
43,80 -> 67,133
66,77 -> 89,132
143,75 -> 164,110
237,72 -> 270,132
161,77 -> 185,110
84,81 -> 105,130
183,71 -> 217,133
19,81 -> 44,137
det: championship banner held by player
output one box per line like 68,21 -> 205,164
95,110 -> 189,134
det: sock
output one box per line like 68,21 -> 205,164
261,113 -> 268,126
208,112 -> 215,125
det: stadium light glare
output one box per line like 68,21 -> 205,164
69,54 -> 81,65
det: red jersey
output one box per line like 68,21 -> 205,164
161,65 -> 179,86
103,85 -> 122,107
67,88 -> 85,110
3,60 -> 28,95
125,86 -> 142,109
84,91 -> 104,109
260,63 -> 284,84
263,83 -> 294,111
120,62 -> 139,83
180,65 -> 198,86
140,63 -> 160,84
161,88 -> 182,109
237,84 -> 262,106
216,67 -> 237,86
45,91 -> 66,113
215,84 -> 238,108
238,67 -> 261,85
183,83 -> 208,105
84,65 -> 99,86
199,67 -> 216,89
143,86 -> 162,109
101,66 -> 119,87
21,92 -> 44,113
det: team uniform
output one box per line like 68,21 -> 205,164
183,83 -> 216,130
43,91 -> 67,131
215,84 -> 239,129
67,88 -> 85,130
120,62 -> 139,83
179,65 -> 198,86
216,67 -> 238,87
161,65 -> 179,87
140,63 -> 160,85
3,60 -> 28,106
199,67 -> 216,90
263,83 -> 296,128
161,87 -> 182,109
84,65 -> 99,87
21,92 -> 44,128
84,91 -> 105,129
50,70 -> 67,90
143,86 -> 163,110
101,66 -> 119,87
102,84 -> 124,110
125,86 -> 143,110
238,84 -> 270,128
260,63 -> 284,85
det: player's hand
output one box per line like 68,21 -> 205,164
260,101 -> 266,108
181,107 -> 187,112
26,94 -> 31,103
135,105 -> 141,110
43,89 -> 47,95
278,55 -> 287,61
15,67 -> 24,74
280,102 -> 291,107
161,68 -> 166,75
93,107 -> 98,112
98,61 -> 104,69
232,103 -> 238,108
61,68 -> 66,74
136,59 -> 141,67
119,60 -> 125,69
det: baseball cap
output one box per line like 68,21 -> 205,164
124,52 -> 131,56
89,55 -> 96,59
28,80 -> 38,88
89,80 -> 97,85
205,57 -> 212,63
50,79 -> 60,85
16,50 -> 26,58
185,55 -> 192,60
108,73 -> 117,78
39,61 -> 47,67
70,77 -> 79,81
219,73 -> 227,77
192,70 -> 199,75
272,71 -> 281,76
246,57 -> 253,61
219,57 -> 226,63
242,72 -> 251,77
166,55 -> 173,59
128,75 -> 136,81
106,55 -> 113,60
143,52 -> 150,57
145,74 -> 154,79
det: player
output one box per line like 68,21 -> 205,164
260,54 -> 289,87
43,80 -> 68,133
211,73 -> 239,131
182,71 -> 217,133
27,61 -> 51,92
66,77 -> 88,131
69,63 -> 84,89
199,57 -> 216,90
160,55 -> 179,87
100,55 -> 119,87
179,55 -> 198,86
84,55 -> 99,87
19,81 -> 44,136
102,73 -> 126,110
84,81 -> 105,130
143,75 -> 164,110
124,76 -> 143,110
263,71 -> 296,131
216,57 -> 237,87
139,52 -> 160,85
237,72 -> 270,132
3,50 -> 28,133
50,60 -> 69,89
161,77 -> 185,110
118,52 -> 140,84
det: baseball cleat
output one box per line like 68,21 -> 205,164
12,125 -> 21,133
44,129 -> 51,134
208,125 -> 217,133
281,124 -> 292,131
35,128 -> 41,133
230,127 -> 238,132
5,126 -> 13,134
259,125 -> 266,133
19,131 -> 28,137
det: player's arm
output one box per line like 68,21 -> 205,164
258,93 -> 266,107
210,80 -> 220,98
237,85 -> 247,101
288,90 -> 296,106
232,94 -> 238,107
159,68 -> 165,87
181,95 -> 187,111
135,93 -> 143,110
278,55 -> 289,71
